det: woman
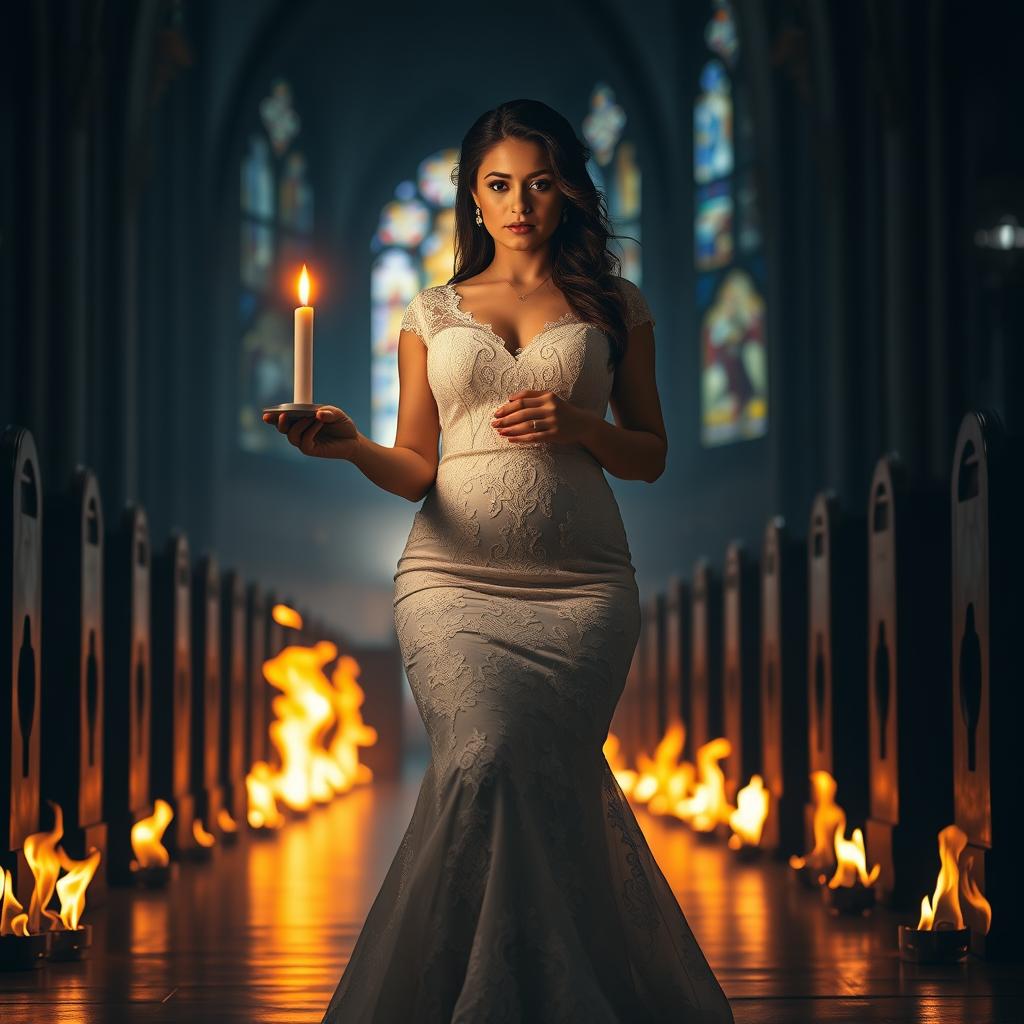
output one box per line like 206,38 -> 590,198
266,98 -> 734,1024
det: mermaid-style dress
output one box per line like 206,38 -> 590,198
322,277 -> 734,1023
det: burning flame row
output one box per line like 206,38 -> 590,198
0,604 -> 378,939
603,721 -> 992,934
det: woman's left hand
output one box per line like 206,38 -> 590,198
491,389 -> 596,445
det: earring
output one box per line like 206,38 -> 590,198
562,208 -> 569,223
475,206 -> 483,226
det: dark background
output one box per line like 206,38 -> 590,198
2,0 -> 1021,644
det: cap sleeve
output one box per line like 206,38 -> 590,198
400,291 -> 428,346
617,277 -> 656,331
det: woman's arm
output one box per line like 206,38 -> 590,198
349,328 -> 440,502
579,320 -> 667,483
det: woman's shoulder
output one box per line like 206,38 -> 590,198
400,284 -> 451,344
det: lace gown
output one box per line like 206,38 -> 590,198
322,278 -> 734,1023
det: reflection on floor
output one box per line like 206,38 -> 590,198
1,774 -> 1021,1023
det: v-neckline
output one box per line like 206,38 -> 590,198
444,282 -> 580,360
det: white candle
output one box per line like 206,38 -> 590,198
294,264 -> 314,404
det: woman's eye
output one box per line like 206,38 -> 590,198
488,180 -> 551,191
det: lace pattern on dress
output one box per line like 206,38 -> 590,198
323,273 -> 734,1024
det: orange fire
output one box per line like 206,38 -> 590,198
130,798 -> 174,870
246,631 -> 377,820
298,264 -> 311,306
0,868 -> 29,936
916,824 -> 993,934
827,825 -> 880,889
21,801 -> 101,931
961,852 -> 993,935
272,603 -> 304,630
674,737 -> 734,832
192,818 -> 216,847
23,800 -> 64,931
217,808 -> 239,833
602,732 -> 638,795
246,761 -> 286,829
326,654 -> 378,792
728,774 -> 770,849
789,770 -> 846,880
53,846 -> 102,931
632,722 -> 697,816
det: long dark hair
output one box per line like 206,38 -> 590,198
449,98 -> 637,370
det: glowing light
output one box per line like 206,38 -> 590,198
273,603 -> 304,630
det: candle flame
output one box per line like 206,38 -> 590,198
273,603 -> 304,630
298,264 -> 311,306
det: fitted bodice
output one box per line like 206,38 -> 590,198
399,277 -> 655,462
394,277 -> 655,588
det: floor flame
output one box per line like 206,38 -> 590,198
916,824 -> 993,935
827,825 -> 880,889
631,722 -> 695,815
789,770 -> 846,880
21,800 -> 101,931
728,774 -> 770,849
130,798 -> 174,870
246,616 -> 378,825
0,868 -> 29,936
674,737 -> 734,832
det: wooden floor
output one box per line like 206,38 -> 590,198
2,767 -> 1021,1023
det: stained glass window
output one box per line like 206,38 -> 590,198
370,85 -> 644,446
238,78 -> 315,455
694,60 -> 733,184
583,82 -> 644,285
693,0 -> 769,446
369,151 -> 459,447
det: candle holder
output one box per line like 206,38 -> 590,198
822,881 -> 877,915
898,924 -> 970,963
0,932 -> 49,971
46,924 -> 92,961
730,842 -> 764,863
130,863 -> 175,889
263,402 -> 324,427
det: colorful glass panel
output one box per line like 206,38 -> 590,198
238,308 -> 293,453
279,151 -> 313,231
582,82 -> 626,166
696,180 -> 733,270
694,60 -> 733,184
705,0 -> 739,66
699,267 -> 768,445
694,1 -> 767,447
259,79 -> 300,156
241,135 -> 274,219
239,78 -> 314,456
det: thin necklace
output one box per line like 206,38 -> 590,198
505,274 -> 552,302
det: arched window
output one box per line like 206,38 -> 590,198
369,85 -> 643,446
369,149 -> 459,447
582,81 -> 644,285
694,0 -> 768,447
238,78 -> 315,455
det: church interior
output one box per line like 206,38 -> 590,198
2,0 -> 1023,1020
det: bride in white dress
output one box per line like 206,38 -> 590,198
267,98 -> 734,1023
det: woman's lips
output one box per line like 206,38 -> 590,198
506,224 -> 535,233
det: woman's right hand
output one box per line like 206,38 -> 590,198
262,405 -> 361,461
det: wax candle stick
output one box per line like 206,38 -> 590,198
294,264 -> 313,404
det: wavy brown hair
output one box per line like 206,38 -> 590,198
448,98 -> 639,371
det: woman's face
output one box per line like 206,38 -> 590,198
471,137 -> 565,252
